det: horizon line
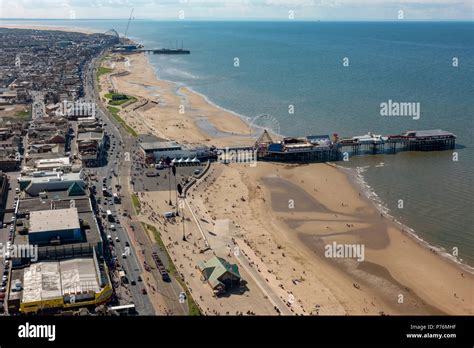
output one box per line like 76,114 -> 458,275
1,18 -> 473,22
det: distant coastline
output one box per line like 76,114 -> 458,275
3,23 -> 472,315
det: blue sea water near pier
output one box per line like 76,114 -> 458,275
3,19 -> 473,266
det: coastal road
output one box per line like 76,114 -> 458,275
83,55 -> 155,315
85,53 -> 187,315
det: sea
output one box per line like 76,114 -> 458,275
2,19 -> 473,267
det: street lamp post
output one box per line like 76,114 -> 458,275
168,167 -> 172,205
182,207 -> 186,242
177,184 -> 185,242
172,165 -> 178,216
165,157 -> 172,205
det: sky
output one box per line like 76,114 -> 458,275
0,0 -> 472,21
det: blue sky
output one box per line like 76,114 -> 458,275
0,0 -> 472,20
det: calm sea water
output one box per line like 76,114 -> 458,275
3,20 -> 473,266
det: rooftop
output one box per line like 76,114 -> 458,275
140,141 -> 181,151
405,129 -> 456,138
19,170 -> 83,183
29,207 -> 80,234
21,258 -> 101,303
198,256 -> 241,289
15,196 -> 101,254
77,131 -> 104,142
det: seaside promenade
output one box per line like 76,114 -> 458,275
98,50 -> 473,316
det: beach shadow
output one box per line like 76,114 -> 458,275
261,177 -> 332,213
218,284 -> 250,298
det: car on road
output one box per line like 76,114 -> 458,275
137,276 -> 142,282
130,279 -> 136,285
141,288 -> 147,295
121,253 -> 127,258
164,211 -> 176,219
115,237 -> 120,242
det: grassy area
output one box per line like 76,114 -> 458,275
131,193 -> 141,215
14,108 -> 31,120
105,93 -> 137,106
106,106 -> 138,137
96,66 -> 113,80
142,223 -> 202,316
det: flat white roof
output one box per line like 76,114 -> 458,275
29,208 -> 80,234
22,258 -> 100,303
35,157 -> 70,166
20,170 -> 83,183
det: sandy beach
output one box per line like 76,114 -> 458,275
101,53 -> 254,148
95,50 -> 474,315
6,24 -> 470,315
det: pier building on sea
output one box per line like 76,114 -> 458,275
253,129 -> 456,163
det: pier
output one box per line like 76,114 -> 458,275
254,129 -> 456,163
113,44 -> 190,55
139,48 -> 190,55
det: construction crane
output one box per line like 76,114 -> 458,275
124,8 -> 134,38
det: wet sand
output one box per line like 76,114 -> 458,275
103,51 -> 473,316
9,24 -> 471,315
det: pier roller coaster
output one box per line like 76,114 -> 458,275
104,29 -> 120,43
103,7 -> 133,41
